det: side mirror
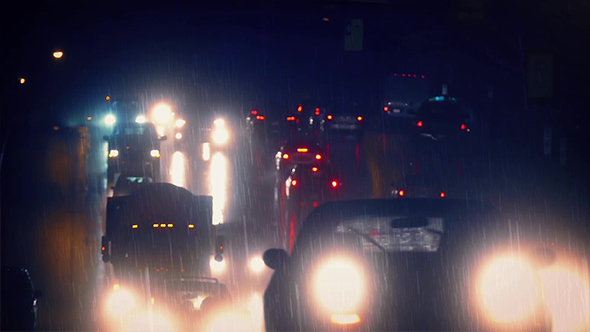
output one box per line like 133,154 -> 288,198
263,248 -> 289,270
103,135 -> 110,141
33,290 -> 43,299
159,136 -> 167,141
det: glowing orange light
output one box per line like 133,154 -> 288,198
315,154 -> 322,160
188,224 -> 195,229
297,106 -> 302,112
331,180 -> 338,188
256,115 -> 265,120
297,148 -> 309,153
167,224 -> 173,228
440,192 -> 446,198
384,107 -> 389,112
106,96 -> 111,101
160,223 -> 166,228
399,190 -> 405,197
132,224 -> 138,229
327,115 -> 333,120
416,121 -> 423,127
102,246 -> 106,251
312,167 -> 318,172
291,180 -> 298,186
357,116 -> 363,121
153,224 -> 159,228
251,110 -> 258,115
282,153 -> 290,159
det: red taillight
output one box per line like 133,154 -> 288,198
421,75 -> 425,79
315,154 -> 322,160
416,121 -> 423,127
312,167 -> 318,172
256,115 -> 265,120
461,124 -> 466,130
384,107 -> 389,112
313,201 -> 319,208
357,116 -> 363,121
283,153 -> 290,159
331,180 -> 338,188
251,110 -> 258,115
297,106 -> 302,112
297,148 -> 308,153
402,74 -> 406,77
315,108 -> 320,116
398,190 -> 405,197
286,116 -> 295,121
291,179 -> 297,186
440,192 -> 446,198
327,115 -> 333,120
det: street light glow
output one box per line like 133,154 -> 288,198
153,103 -> 172,123
20,78 -> 25,84
53,51 -> 63,59
104,114 -> 116,126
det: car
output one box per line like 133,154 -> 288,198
413,96 -> 474,141
383,100 -> 417,119
105,121 -> 166,190
390,172 -> 460,199
275,139 -> 328,179
263,198 -> 589,332
324,103 -> 366,139
1,267 -> 43,331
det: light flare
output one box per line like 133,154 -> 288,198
315,258 -> 364,313
210,153 -> 227,225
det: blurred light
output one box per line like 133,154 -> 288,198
357,116 -> 363,121
297,106 -> 302,112
104,114 -> 116,126
106,288 -> 134,317
109,149 -> 119,158
153,224 -> 159,228
206,313 -> 252,332
213,118 -> 225,127
153,103 -> 172,123
202,142 -> 211,161
394,73 -> 397,76
313,201 -> 319,208
250,293 -> 265,331
467,128 -> 471,132
282,153 -> 290,160
113,284 -> 120,291
175,119 -> 186,127
87,116 -> 92,121
297,148 -> 308,153
315,108 -> 320,115
132,224 -> 138,229
327,115 -> 333,120
416,121 -> 423,127
210,153 -> 227,225
135,115 -> 147,123
212,127 -> 229,145
286,116 -> 295,121
160,223 -> 166,228
188,224 -> 195,229
52,51 -> 63,59
106,96 -> 111,101
331,180 -> 338,188
150,149 -> 161,158
312,167 -> 318,172
210,255 -> 226,273
402,74 -> 405,77
167,224 -> 173,228
384,107 -> 389,112
53,126 -> 59,131
175,132 -> 182,139
19,78 -> 25,84
477,255 -> 539,322
413,74 -> 417,78
157,126 -> 165,136
256,115 -> 265,120
125,312 -> 174,332
291,179 -> 298,186
250,256 -> 266,273
331,314 -> 360,325
315,258 -> 364,313
315,154 -> 322,160
251,110 -> 258,115
323,17 -> 329,21
461,123 -> 466,130
440,192 -> 446,198
399,190 -> 405,197
151,297 -> 155,305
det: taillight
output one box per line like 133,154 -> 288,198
251,110 -> 258,115
312,167 -> 318,172
440,192 -> 446,198
315,154 -> 322,160
327,115 -> 333,120
399,190 -> 405,197
297,106 -> 302,112
315,108 -> 320,116
291,179 -> 298,186
416,121 -> 423,127
286,116 -> 295,121
297,148 -> 308,153
283,153 -> 290,159
461,124 -> 466,130
331,180 -> 338,188
384,107 -> 389,112
256,115 -> 265,120
357,116 -> 363,121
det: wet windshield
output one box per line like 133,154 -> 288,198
2,1 -> 589,332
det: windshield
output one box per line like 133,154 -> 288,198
2,2 -> 589,332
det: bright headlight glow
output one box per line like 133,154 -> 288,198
153,103 -> 172,123
106,289 -> 134,317
249,256 -> 266,273
109,149 -> 119,158
314,258 -> 364,313
135,115 -> 147,124
150,149 -> 161,158
213,118 -> 225,127
212,127 -> 229,145
175,132 -> 182,139
210,255 -> 226,273
477,255 -> 539,323
175,119 -> 186,127
124,312 -> 174,332
104,114 -> 117,126
157,126 -> 165,136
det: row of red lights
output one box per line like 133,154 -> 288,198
291,179 -> 339,188
393,74 -> 425,78
416,120 -> 467,130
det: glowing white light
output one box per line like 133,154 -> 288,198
206,313 -> 252,332
124,312 -> 174,332
104,114 -> 116,126
170,151 -> 186,188
315,259 -> 364,313
202,143 -> 211,161
135,115 -> 147,124
153,103 -> 172,123
213,118 -> 225,127
210,255 -> 226,273
156,126 -> 165,136
106,289 -> 134,317
249,256 -> 266,273
150,149 -> 161,158
175,119 -> 186,127
212,127 -> 229,145
175,132 -> 182,140
210,153 -> 227,225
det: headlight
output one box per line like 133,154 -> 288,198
212,128 -> 229,145
150,150 -> 161,158
476,255 -> 540,323
124,312 -> 175,332
314,258 -> 364,314
175,133 -> 182,140
175,119 -> 186,127
153,103 -> 172,123
106,287 -> 135,317
135,115 -> 147,124
249,256 -> 266,274
213,118 -> 225,127
109,149 -> 119,158
104,114 -> 116,126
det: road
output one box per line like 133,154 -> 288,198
2,123 -> 588,331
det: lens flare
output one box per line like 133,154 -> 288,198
315,258 -> 364,313
170,151 -> 186,187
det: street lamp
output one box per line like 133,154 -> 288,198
53,51 -> 64,59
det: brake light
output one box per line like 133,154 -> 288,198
384,107 -> 389,112
327,115 -> 333,120
416,121 -> 423,127
440,192 -> 446,198
357,116 -> 363,121
315,154 -> 322,160
297,148 -> 309,153
291,179 -> 297,186
331,180 -> 338,188
399,190 -> 405,197
286,116 -> 295,121
256,115 -> 265,120
461,124 -> 466,130
312,167 -> 318,172
297,106 -> 302,112
251,110 -> 258,115
315,108 -> 320,116
282,153 -> 290,159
